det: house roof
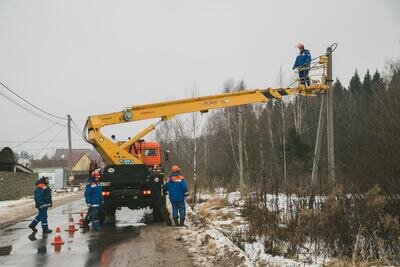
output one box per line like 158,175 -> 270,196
0,147 -> 33,173
53,149 -> 101,166
0,147 -> 17,165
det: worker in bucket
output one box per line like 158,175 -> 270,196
165,165 -> 188,226
28,176 -> 53,234
293,43 -> 312,86
83,169 -> 102,231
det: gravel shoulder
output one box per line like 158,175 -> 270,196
108,224 -> 195,267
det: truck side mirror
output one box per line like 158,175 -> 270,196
164,150 -> 170,161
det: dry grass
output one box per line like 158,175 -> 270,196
197,197 -> 238,223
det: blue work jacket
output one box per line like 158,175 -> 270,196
165,173 -> 188,203
34,183 -> 52,209
84,177 -> 102,207
293,49 -> 311,69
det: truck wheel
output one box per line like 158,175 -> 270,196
104,208 -> 116,225
98,208 -> 106,225
152,205 -> 165,222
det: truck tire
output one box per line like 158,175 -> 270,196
99,206 -> 116,225
153,205 -> 165,222
98,207 -> 106,225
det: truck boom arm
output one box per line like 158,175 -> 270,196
85,85 -> 328,165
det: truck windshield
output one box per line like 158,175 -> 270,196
144,149 -> 158,156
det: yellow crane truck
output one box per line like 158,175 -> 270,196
83,52 -> 331,225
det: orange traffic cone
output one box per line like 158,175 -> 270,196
65,215 -> 78,232
51,227 -> 65,246
76,212 -> 85,227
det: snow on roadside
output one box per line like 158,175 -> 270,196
179,206 -> 252,267
190,190 -> 328,267
0,198 -> 32,209
0,191 -> 80,211
0,190 -> 83,227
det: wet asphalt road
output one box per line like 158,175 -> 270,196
0,199 -> 153,267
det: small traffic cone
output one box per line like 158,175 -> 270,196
76,212 -> 85,227
51,227 -> 65,246
65,215 -> 78,233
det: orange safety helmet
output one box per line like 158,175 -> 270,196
91,169 -> 101,178
171,165 -> 180,173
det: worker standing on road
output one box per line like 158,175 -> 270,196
293,43 -> 312,86
165,165 -> 188,226
28,176 -> 53,234
83,169 -> 102,231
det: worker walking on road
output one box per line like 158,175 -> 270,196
293,43 -> 312,86
83,169 -> 102,231
165,165 -> 188,226
28,176 -> 53,233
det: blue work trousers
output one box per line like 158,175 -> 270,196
171,201 -> 186,220
85,207 -> 100,230
299,69 -> 310,86
31,208 -> 49,230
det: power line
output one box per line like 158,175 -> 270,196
0,139 -> 86,143
71,118 -> 82,133
35,125 -> 67,159
71,118 -> 88,143
12,121 -> 62,149
0,80 -> 67,121
0,90 -> 65,126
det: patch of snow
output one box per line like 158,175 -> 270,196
193,189 -> 331,266
0,198 -> 32,209
180,206 -> 252,267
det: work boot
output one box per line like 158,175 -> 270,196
28,224 -> 38,233
179,219 -> 186,227
42,228 -> 53,234
173,218 -> 179,226
28,232 -> 37,241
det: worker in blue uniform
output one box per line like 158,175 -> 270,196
293,43 -> 312,86
28,176 -> 53,233
83,169 -> 102,230
165,165 -> 188,226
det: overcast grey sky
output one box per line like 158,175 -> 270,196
0,0 -> 399,158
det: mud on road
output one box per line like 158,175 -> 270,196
106,224 -> 194,267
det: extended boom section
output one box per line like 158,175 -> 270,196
85,84 -> 328,165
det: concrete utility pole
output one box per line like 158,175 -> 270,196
67,115 -> 74,191
326,47 -> 336,187
311,95 -> 326,190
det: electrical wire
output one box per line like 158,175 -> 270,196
0,90 -> 65,126
0,139 -> 86,143
12,121 -> 62,149
34,125 -> 67,159
71,125 -> 83,139
71,118 -> 81,132
0,80 -> 66,120
70,118 -> 86,142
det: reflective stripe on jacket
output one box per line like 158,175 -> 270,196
34,183 -> 52,209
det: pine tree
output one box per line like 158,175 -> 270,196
371,70 -> 385,91
333,78 -> 346,97
362,69 -> 372,96
348,70 -> 362,96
